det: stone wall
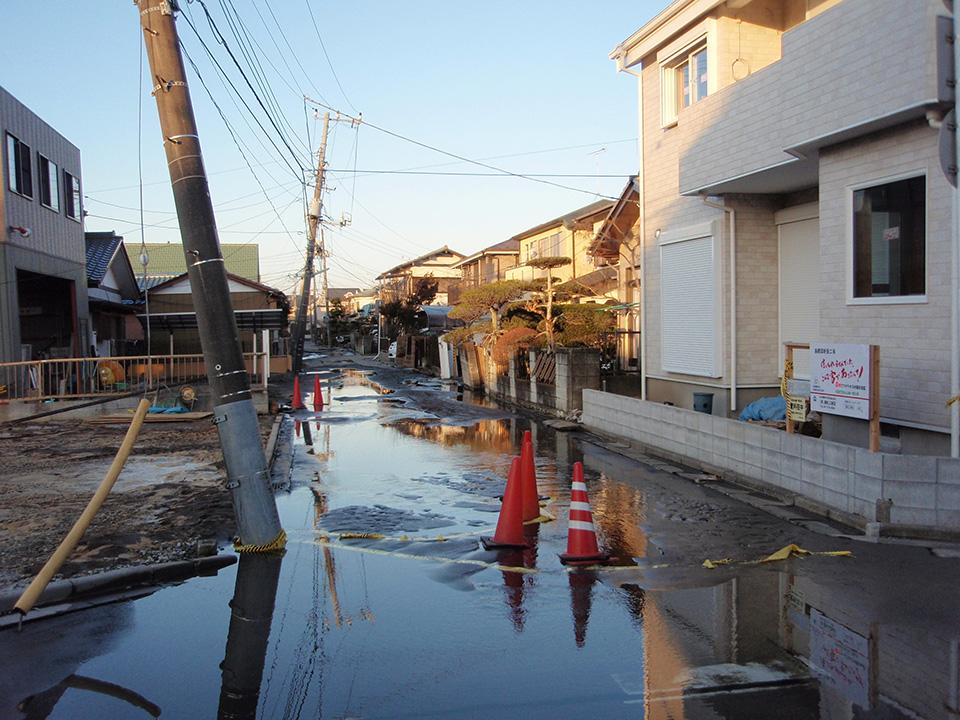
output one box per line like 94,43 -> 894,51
582,390 -> 960,533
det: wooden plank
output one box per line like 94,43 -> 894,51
869,345 -> 880,453
84,411 -> 213,424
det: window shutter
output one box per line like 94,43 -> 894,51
660,223 -> 721,377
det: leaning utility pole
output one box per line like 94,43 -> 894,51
291,111 -> 330,373
320,226 -> 332,346
138,0 -> 283,548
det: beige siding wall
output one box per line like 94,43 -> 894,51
819,121 -> 950,430
641,54 -> 732,388
715,0 -> 785,88
679,0 -> 942,194
730,194 -> 780,386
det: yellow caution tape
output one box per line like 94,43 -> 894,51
336,529 -> 489,543
702,558 -> 733,569
523,513 -> 556,526
947,395 -> 960,407
702,543 -> 853,569
234,528 -> 287,554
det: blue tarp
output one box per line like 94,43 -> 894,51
738,396 -> 786,422
148,405 -> 189,414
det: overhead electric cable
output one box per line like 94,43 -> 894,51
303,0 -> 356,111
303,97 -> 619,199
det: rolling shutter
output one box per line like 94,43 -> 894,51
660,221 -> 722,377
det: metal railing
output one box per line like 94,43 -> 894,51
0,353 -> 268,403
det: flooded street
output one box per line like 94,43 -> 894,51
3,363 -> 959,719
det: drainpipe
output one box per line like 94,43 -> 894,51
702,195 -> 737,413
620,61 -> 646,400
953,19 -> 960,456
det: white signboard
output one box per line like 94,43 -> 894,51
809,609 -> 872,709
810,343 -> 871,420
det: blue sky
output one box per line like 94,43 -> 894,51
1,2 -> 668,293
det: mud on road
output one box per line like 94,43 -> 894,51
0,417 -> 273,591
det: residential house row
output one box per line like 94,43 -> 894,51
0,85 -> 291,373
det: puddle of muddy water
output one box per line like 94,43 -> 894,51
3,367 -> 959,720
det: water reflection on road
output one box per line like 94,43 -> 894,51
3,367 -> 959,719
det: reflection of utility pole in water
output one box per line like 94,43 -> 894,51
217,554 -> 283,720
137,0 -> 282,548
322,546 -> 344,628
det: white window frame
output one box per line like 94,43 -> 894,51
659,220 -> 723,378
845,169 -> 928,306
63,169 -> 81,221
659,29 -> 712,128
37,153 -> 60,212
6,132 -> 33,199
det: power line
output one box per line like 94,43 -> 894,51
180,41 -> 306,258
303,97 -> 619,200
324,169 -> 633,178
261,0 -> 330,105
85,180 -> 300,216
85,212 -> 300,235
302,0 -> 356,112
217,0 -> 310,157
181,2 -> 308,178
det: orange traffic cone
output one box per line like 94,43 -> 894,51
482,457 -> 529,550
559,462 -> 609,566
292,375 -> 304,410
313,376 -> 324,411
520,431 -> 541,522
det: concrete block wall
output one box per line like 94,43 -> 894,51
477,347 -> 601,416
582,389 -> 960,532
555,348 -> 601,413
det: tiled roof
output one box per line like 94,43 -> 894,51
85,232 -> 123,284
509,199 -> 616,243
376,245 -> 465,279
123,242 -> 261,282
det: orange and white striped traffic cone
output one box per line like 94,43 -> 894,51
559,462 -> 609,566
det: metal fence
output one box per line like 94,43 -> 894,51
0,353 -> 268,403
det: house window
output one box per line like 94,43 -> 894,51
661,41 -> 708,126
6,133 -> 32,198
852,176 -> 925,298
38,155 -> 59,211
63,170 -> 81,220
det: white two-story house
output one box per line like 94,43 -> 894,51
606,0 -> 956,454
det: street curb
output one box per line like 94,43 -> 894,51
265,413 -> 283,469
0,554 -> 237,621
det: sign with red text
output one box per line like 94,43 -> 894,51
810,343 -> 871,420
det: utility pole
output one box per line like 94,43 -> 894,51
320,226 -> 332,346
138,0 -> 283,548
291,111 -> 330,374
